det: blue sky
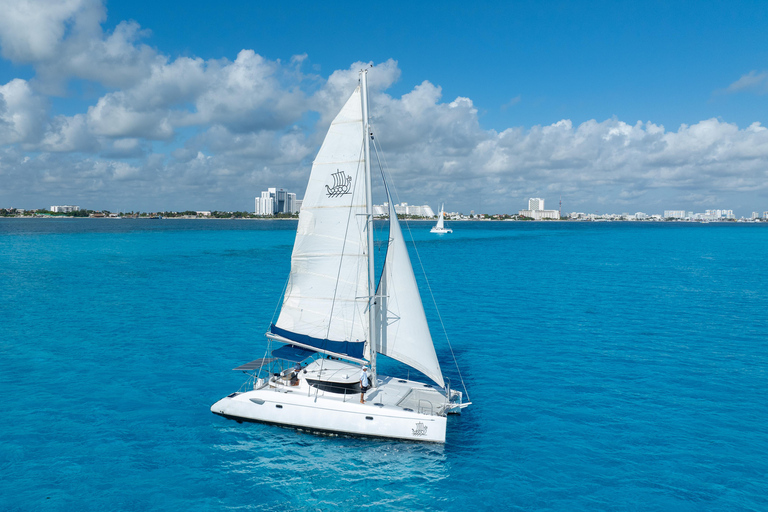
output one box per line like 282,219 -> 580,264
0,0 -> 767,214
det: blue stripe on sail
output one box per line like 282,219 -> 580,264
269,324 -> 366,360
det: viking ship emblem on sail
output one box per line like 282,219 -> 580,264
412,422 -> 428,437
326,169 -> 352,198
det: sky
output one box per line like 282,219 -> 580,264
0,0 -> 767,215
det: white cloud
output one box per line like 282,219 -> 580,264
193,125 -> 313,163
502,95 -> 521,110
101,138 -> 147,159
184,50 -> 307,132
33,49 -> 312,145
86,92 -> 174,140
0,0 -> 161,95
0,0 -> 93,63
39,113 -> 98,152
0,79 -> 47,145
724,70 -> 768,95
38,19 -> 160,92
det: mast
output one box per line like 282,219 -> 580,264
360,69 -> 377,383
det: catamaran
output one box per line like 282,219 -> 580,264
211,70 -> 470,442
430,204 -> 453,233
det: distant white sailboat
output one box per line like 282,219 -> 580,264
211,70 -> 470,442
430,204 -> 453,234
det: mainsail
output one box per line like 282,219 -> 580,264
376,192 -> 445,387
271,87 -> 369,359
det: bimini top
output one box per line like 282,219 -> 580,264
232,358 -> 275,371
271,344 -> 317,363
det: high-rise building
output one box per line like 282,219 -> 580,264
255,188 -> 301,215
276,189 -> 287,213
528,198 -> 544,211
286,193 -> 296,214
255,190 -> 274,215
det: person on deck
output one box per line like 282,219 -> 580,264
290,362 -> 302,385
360,366 -> 370,404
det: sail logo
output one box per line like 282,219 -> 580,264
326,169 -> 352,198
412,422 -> 428,437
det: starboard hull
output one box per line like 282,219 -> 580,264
211,389 -> 447,443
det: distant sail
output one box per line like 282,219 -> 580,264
431,204 -> 452,233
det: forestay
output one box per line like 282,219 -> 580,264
272,87 -> 369,359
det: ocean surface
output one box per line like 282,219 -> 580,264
1,218 -> 767,511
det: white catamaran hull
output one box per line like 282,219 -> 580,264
211,387 -> 447,443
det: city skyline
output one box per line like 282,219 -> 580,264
5,195 -> 764,221
0,1 -> 767,215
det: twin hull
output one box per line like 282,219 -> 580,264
211,389 -> 447,443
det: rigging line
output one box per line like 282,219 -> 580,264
266,269 -> 289,382
368,135 -> 392,283
259,340 -> 272,386
262,221 -> 292,385
269,273 -> 291,327
370,127 -> 470,400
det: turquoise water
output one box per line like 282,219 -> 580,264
1,218 -> 767,511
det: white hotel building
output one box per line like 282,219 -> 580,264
664,210 -> 689,219
372,202 -> 435,218
519,198 -> 559,220
50,205 -> 80,213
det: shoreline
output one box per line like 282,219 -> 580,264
1,216 -> 765,224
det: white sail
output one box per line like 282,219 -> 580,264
377,203 -> 445,387
272,87 -> 369,359
435,205 -> 445,230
